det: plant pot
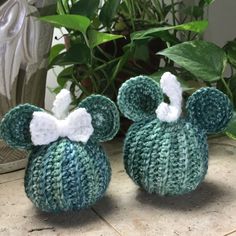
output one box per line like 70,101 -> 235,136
0,0 -> 56,174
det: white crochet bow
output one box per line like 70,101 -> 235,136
30,89 -> 94,145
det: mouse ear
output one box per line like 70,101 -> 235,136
0,104 -> 43,150
79,95 -> 120,142
186,87 -> 233,134
118,75 -> 163,122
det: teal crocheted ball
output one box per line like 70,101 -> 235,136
0,94 -> 119,212
124,119 -> 208,195
25,139 -> 111,212
118,75 -> 233,196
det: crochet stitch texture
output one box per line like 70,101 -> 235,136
0,94 -> 119,212
118,74 -> 233,196
25,139 -> 111,212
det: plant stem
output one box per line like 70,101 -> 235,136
221,77 -> 234,102
171,0 -> 177,39
94,57 -> 122,72
152,0 -> 164,21
58,0 -> 67,14
71,74 -> 90,95
97,46 -> 112,60
125,0 -> 135,31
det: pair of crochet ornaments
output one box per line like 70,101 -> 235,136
0,72 -> 233,212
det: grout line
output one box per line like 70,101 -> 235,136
224,229 -> 236,236
91,207 -> 122,236
209,142 -> 236,148
0,177 -> 23,185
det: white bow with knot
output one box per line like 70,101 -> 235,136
30,89 -> 94,145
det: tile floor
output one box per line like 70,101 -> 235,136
0,137 -> 236,236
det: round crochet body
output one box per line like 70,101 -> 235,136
124,118 -> 208,196
24,138 -> 111,212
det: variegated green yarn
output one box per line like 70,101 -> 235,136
0,104 -> 42,150
118,75 -> 233,196
25,138 -> 111,212
186,87 -> 233,134
79,95 -> 120,142
0,95 -> 119,212
124,119 -> 208,195
118,76 -> 163,122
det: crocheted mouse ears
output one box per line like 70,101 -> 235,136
118,72 -> 233,134
0,91 -> 120,150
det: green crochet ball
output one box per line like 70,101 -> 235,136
0,95 -> 119,212
24,139 -> 111,212
118,75 -> 233,196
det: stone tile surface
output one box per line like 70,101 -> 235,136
0,137 -> 236,236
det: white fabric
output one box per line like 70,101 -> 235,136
52,89 -> 72,119
30,108 -> 94,145
156,72 -> 183,122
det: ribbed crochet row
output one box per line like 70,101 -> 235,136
118,75 -> 233,196
124,119 -> 208,195
25,138 -> 111,212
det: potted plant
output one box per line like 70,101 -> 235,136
42,0 -> 236,138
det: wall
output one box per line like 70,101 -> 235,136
204,0 -> 236,47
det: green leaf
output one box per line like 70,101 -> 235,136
40,15 -> 91,34
224,40 -> 236,68
199,0 -> 215,7
52,86 -> 64,94
110,48 -> 133,82
88,30 -> 123,49
70,0 -> 100,19
133,44 -> 149,61
49,44 -> 65,65
132,21 -> 208,40
57,66 -> 74,87
57,1 -> 67,15
158,41 -> 227,82
99,0 -> 121,28
150,70 -> 194,92
182,6 -> 204,19
226,112 -> 236,140
50,44 -> 90,66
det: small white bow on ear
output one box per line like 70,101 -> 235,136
156,72 -> 183,122
30,89 -> 94,145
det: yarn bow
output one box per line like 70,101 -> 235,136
30,89 -> 94,145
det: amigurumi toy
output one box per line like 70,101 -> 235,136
118,72 -> 233,196
0,90 -> 119,212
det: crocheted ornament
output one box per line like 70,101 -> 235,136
118,72 -> 233,196
0,90 -> 119,212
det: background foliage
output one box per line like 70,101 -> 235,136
41,0 -> 236,138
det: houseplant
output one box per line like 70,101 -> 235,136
41,0 -> 236,138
